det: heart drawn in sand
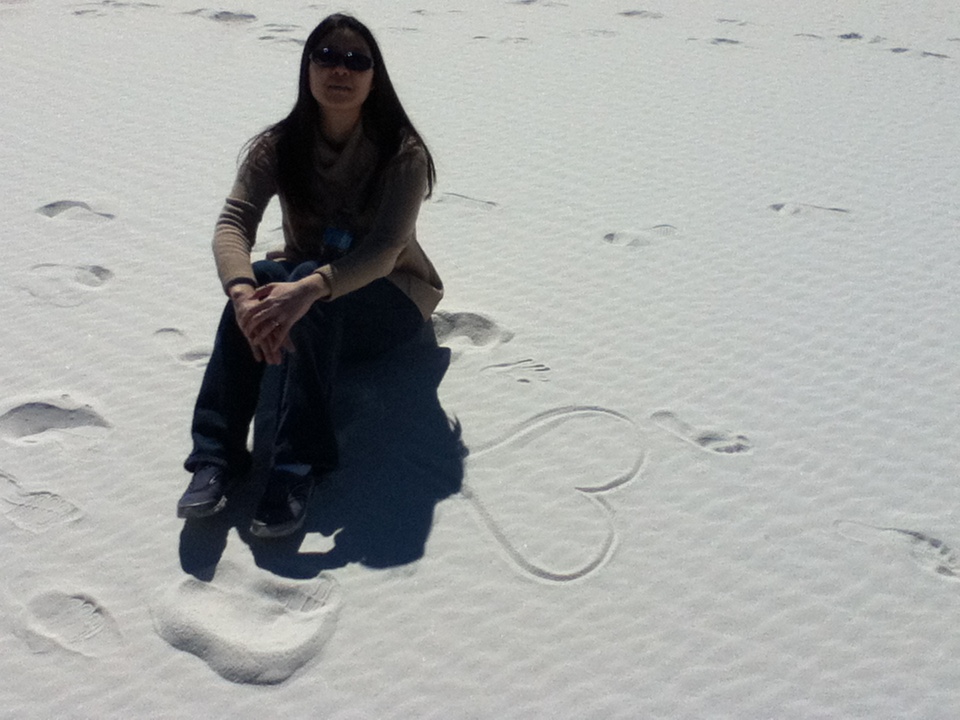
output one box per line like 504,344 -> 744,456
462,405 -> 645,583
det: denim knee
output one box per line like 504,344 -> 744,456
252,259 -> 295,285
287,261 -> 321,282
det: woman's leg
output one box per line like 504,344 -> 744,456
338,277 -> 425,364
270,261 -> 343,476
271,269 -> 424,475
251,269 -> 423,536
184,260 -> 293,475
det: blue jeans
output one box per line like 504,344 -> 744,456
185,260 -> 424,477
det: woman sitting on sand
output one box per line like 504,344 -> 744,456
176,13 -> 442,538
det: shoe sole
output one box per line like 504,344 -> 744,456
249,484 -> 312,539
248,512 -> 306,539
177,494 -> 227,520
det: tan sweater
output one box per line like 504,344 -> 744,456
212,124 -> 443,319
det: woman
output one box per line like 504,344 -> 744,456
176,13 -> 443,539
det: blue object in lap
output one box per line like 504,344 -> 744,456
323,227 -> 354,252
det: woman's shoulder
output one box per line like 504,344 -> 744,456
380,130 -> 434,197
383,131 -> 427,172
398,130 -> 426,158
243,127 -> 281,165
225,126 -> 282,200
232,127 -> 283,189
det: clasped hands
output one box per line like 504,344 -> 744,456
231,274 -> 330,365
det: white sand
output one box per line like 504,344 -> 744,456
2,0 -> 960,716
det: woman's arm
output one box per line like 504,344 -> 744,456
210,137 -> 281,361
212,138 -> 278,294
312,146 -> 428,300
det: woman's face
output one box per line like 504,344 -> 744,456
308,28 -> 375,118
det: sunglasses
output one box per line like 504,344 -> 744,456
310,47 -> 374,72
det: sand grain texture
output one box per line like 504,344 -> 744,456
2,0 -> 960,717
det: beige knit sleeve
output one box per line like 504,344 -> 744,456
212,137 -> 279,292
314,145 -> 428,300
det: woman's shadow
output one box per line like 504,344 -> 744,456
178,322 -> 466,580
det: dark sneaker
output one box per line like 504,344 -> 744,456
177,465 -> 229,519
249,471 -> 313,539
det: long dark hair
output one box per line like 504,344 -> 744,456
253,13 -> 436,211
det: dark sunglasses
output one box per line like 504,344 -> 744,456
310,47 -> 374,72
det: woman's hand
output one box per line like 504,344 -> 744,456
241,274 -> 330,365
230,285 -> 271,363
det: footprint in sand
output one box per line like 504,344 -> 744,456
580,29 -> 618,38
0,396 -> 111,444
258,22 -> 304,45
798,32 -> 950,59
184,8 -> 256,23
1,469 -> 82,533
651,410 -> 752,454
73,2 -> 160,17
16,591 -> 122,657
153,328 -> 211,368
432,311 -> 513,359
463,406 -> 645,583
619,10 -> 664,19
20,263 -> 114,307
836,520 -> 960,580
433,192 -> 499,211
152,561 -> 340,685
35,200 -> 114,220
769,202 -> 850,216
480,358 -> 551,384
603,224 -> 677,249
